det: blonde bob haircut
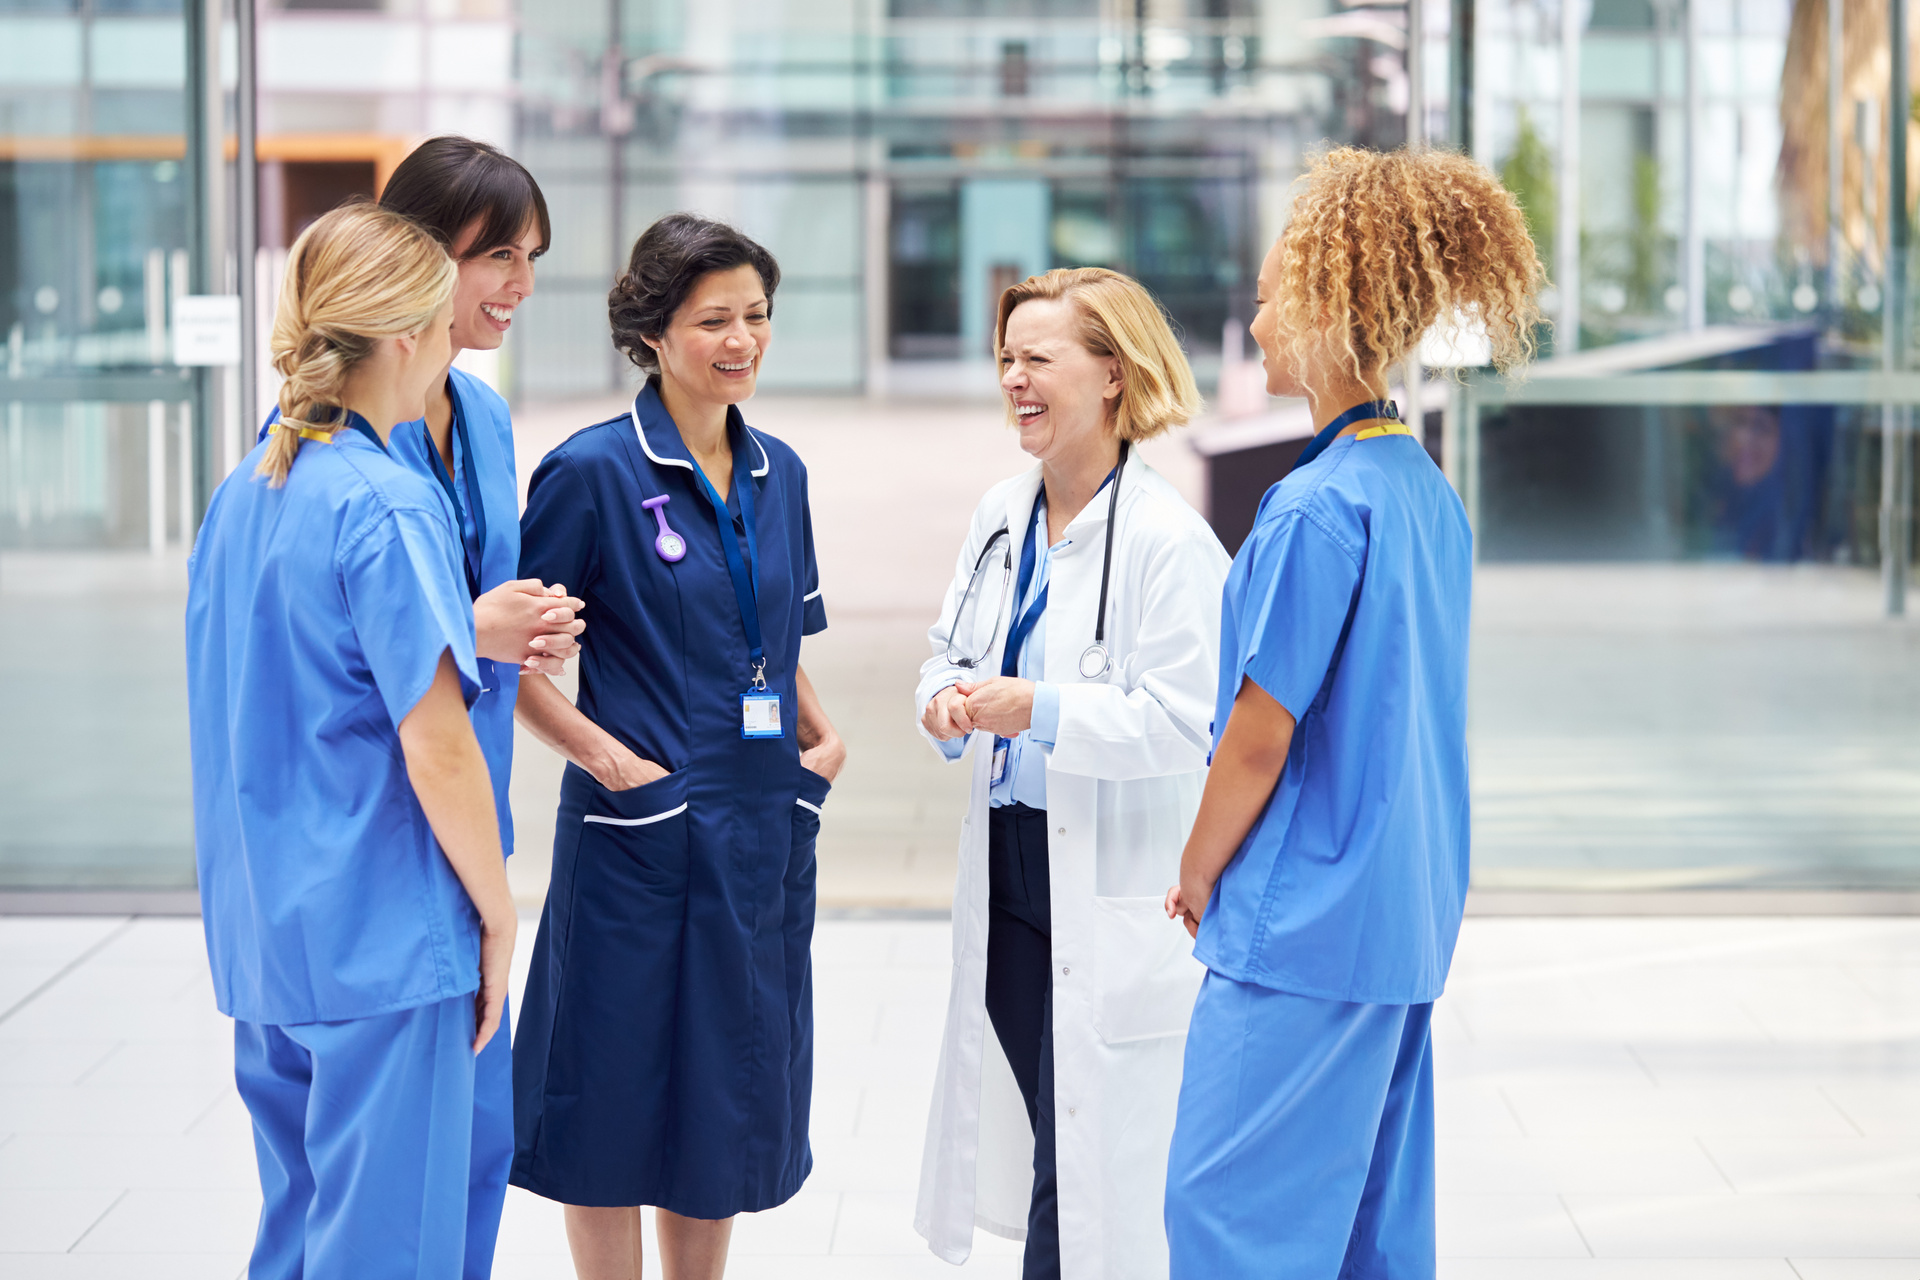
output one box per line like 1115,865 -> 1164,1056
255,202 -> 457,487
994,267 -> 1203,443
1270,146 -> 1544,384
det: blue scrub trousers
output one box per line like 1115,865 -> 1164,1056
983,802 -> 1060,1280
1164,973 -> 1436,1280
466,1000 -> 512,1280
234,993 -> 477,1280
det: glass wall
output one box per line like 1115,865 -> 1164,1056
1458,0 -> 1920,892
1,0 -> 204,892
511,0 -> 1398,399
8,0 -> 1917,898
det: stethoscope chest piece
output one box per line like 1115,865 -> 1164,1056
1078,642 -> 1112,680
642,494 -> 687,563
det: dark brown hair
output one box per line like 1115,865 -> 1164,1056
380,136 -> 551,260
610,213 -> 781,373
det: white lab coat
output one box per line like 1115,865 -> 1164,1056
912,458 -> 1230,1280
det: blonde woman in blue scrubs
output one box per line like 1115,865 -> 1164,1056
188,203 -> 514,1277
1164,147 -> 1543,1279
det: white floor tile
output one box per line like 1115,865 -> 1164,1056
807,1131 -> 925,1192
852,1084 -> 933,1142
830,1189 -> 925,1254
0,1040 -> 121,1087
1788,1262 -> 1920,1279
0,1130 -> 257,1191
0,919 -> 129,973
491,1186 -> 571,1257
729,1186 -> 838,1256
1499,1083 -> 1861,1139
2,916 -> 1917,1273
77,1038 -> 233,1087
725,1255 -> 1021,1279
1436,1083 -> 1529,1138
0,1255 -> 247,1279
1435,1193 -> 1592,1258
1439,1136 -> 1732,1194
1701,1137 -> 1920,1193
1564,1193 -> 1920,1257
1820,1085 -> 1920,1138
0,1084 -> 228,1135
0,1184 -> 125,1253
1439,1261 -> 1799,1279
73,1189 -> 261,1255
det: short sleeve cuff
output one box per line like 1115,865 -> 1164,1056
802,589 -> 828,635
1028,681 -> 1060,746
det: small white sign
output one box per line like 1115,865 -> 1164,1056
173,295 -> 241,367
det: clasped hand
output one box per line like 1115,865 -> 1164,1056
475,578 -> 586,675
921,677 -> 1034,741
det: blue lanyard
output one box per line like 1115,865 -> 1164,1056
688,439 -> 766,685
343,413 -> 386,452
423,404 -> 488,600
1000,491 -> 1049,680
1290,399 -> 1399,474
998,461 -> 1120,680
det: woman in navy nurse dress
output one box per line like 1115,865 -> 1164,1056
509,215 -> 845,1270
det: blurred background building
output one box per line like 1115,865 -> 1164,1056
4,0 -> 1920,906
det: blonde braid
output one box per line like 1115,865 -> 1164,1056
255,202 -> 456,487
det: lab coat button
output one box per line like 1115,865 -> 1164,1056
1068,1107 -> 1077,1117
1061,966 -> 1070,976
1056,827 -> 1066,836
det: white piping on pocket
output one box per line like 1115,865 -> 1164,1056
794,798 -> 823,815
584,802 -> 689,827
802,588 -> 822,601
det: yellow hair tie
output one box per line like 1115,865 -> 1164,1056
270,422 -> 337,444
1354,422 -> 1415,441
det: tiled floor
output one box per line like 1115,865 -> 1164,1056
1,914 -> 1917,1277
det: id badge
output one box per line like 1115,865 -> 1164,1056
741,690 -> 784,739
990,738 -> 1009,786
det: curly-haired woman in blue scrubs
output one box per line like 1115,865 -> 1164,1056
1163,148 -> 1543,1279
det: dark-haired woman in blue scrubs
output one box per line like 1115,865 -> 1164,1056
510,213 -> 845,1280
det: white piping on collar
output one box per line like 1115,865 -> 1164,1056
629,394 -> 770,478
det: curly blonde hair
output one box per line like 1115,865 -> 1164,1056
255,202 -> 457,487
995,267 -> 1203,442
1270,146 -> 1545,383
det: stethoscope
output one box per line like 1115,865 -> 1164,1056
943,440 -> 1128,681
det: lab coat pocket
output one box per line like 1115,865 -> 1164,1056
1089,894 -> 1205,1045
582,767 -> 692,889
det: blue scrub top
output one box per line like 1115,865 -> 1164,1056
187,417 -> 484,1026
264,369 -> 521,855
1195,431 -> 1473,1006
386,368 -> 523,857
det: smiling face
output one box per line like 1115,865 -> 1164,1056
645,263 -> 771,408
1249,239 -> 1310,399
445,217 -> 542,354
999,297 -> 1123,464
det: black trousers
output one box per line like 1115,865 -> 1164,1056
983,802 -> 1060,1280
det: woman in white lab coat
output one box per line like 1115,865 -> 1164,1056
913,268 -> 1229,1280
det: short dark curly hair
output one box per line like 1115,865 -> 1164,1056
610,214 -> 781,374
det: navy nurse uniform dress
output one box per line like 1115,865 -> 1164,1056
510,381 -> 830,1217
